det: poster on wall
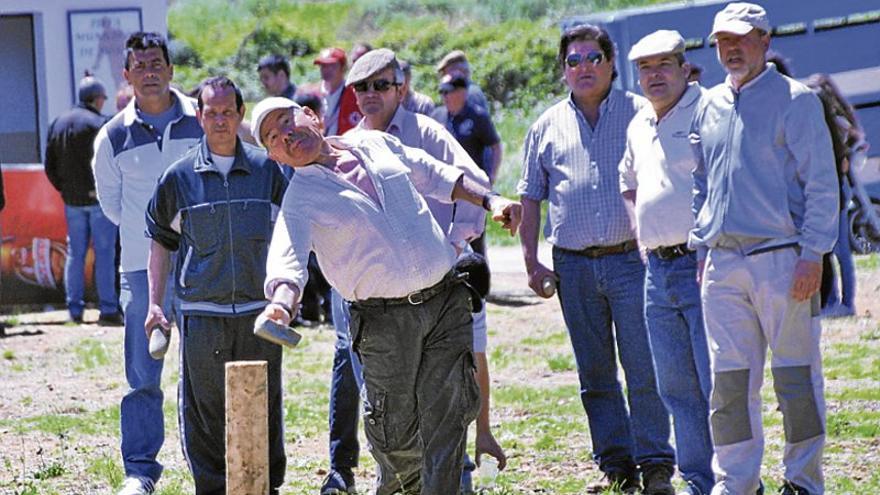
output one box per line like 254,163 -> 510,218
68,8 -> 142,115
0,168 -> 92,306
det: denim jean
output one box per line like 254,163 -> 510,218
829,182 -> 856,308
645,252 -> 715,494
552,247 -> 674,474
119,270 -> 174,483
64,204 -> 118,318
328,288 -> 362,471
350,283 -> 481,495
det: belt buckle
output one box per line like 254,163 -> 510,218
407,291 -> 425,305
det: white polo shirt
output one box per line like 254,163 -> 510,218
619,83 -> 705,250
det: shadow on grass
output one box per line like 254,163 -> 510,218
487,292 -> 542,307
0,326 -> 46,339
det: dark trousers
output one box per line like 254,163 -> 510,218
179,314 -> 286,495
350,283 -> 481,495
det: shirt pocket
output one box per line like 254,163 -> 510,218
230,199 -> 272,242
381,171 -> 425,213
183,202 -> 224,255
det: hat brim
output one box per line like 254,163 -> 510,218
627,49 -> 683,62
251,97 -> 299,148
709,20 -> 757,39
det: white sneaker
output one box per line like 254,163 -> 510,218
117,477 -> 155,495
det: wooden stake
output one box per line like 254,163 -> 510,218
226,360 -> 269,495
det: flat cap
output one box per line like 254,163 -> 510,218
436,49 -> 468,72
313,47 -> 347,66
710,2 -> 770,40
250,97 -> 301,149
628,30 -> 686,61
78,76 -> 107,103
345,48 -> 400,86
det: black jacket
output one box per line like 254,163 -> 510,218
45,103 -> 109,206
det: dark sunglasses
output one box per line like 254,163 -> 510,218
353,79 -> 400,93
565,51 -> 605,68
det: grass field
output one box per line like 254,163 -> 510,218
1,259 -> 879,494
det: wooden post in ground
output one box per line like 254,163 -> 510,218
226,360 -> 269,495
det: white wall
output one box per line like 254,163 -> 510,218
0,0 -> 166,163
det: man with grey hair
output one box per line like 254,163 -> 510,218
45,75 -> 119,325
690,3 -> 837,494
619,30 -> 713,495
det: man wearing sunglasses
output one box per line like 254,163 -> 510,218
518,24 -> 673,494
346,48 -> 506,494
250,94 -> 521,495
619,30 -> 713,495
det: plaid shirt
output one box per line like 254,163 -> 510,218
518,89 -> 644,250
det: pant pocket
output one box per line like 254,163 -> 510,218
364,387 -> 388,451
460,351 -> 481,427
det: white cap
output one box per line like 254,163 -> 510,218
710,2 -> 770,40
250,97 -> 301,148
628,30 -> 686,62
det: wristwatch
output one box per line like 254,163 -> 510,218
482,192 -> 500,212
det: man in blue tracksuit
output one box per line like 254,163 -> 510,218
144,76 -> 288,495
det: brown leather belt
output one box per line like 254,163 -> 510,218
560,239 -> 638,259
652,243 -> 693,261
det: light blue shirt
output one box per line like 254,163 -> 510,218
688,65 -> 839,261
518,89 -> 644,250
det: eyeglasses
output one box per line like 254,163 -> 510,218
352,79 -> 400,93
565,51 -> 605,68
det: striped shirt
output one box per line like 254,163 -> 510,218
518,89 -> 644,250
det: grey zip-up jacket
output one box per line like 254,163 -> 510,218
688,64 -> 838,262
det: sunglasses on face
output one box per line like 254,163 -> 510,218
565,51 -> 605,68
353,79 -> 400,93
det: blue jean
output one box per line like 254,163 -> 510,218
119,270 -> 173,483
829,183 -> 856,308
552,247 -> 674,473
64,204 -> 118,317
328,288 -> 362,471
645,252 -> 715,494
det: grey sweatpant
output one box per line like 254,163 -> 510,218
702,247 -> 825,494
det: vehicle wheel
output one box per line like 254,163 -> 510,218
849,199 -> 880,254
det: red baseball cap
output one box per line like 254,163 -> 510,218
314,47 -> 347,66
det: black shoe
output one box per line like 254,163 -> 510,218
71,314 -> 84,324
98,312 -> 124,326
779,481 -> 809,495
642,464 -> 675,495
320,468 -> 356,494
588,468 -> 640,494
